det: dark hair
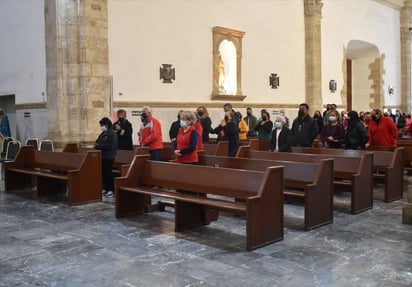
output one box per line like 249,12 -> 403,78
223,103 -> 232,109
99,117 -> 112,128
347,111 -> 360,129
300,103 -> 309,110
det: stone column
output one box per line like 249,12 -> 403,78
400,0 -> 412,114
45,0 -> 109,147
304,0 -> 323,112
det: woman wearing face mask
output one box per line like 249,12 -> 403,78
94,117 -> 118,198
254,110 -> 274,140
174,111 -> 198,164
270,115 -> 292,152
214,110 -> 237,157
320,110 -> 345,148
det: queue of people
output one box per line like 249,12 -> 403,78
94,102 -> 406,199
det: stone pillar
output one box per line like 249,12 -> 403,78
400,1 -> 412,113
45,0 -> 109,147
304,0 -> 323,112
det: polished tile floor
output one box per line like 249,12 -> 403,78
0,177 -> 411,287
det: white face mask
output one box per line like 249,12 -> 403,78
329,116 -> 336,122
274,121 -> 282,129
180,120 -> 187,128
101,126 -> 107,132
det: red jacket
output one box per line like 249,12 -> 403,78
176,126 -> 198,164
138,116 -> 163,150
193,122 -> 204,150
368,116 -> 398,147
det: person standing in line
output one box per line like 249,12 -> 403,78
244,107 -> 258,137
196,106 -> 213,143
113,109 -> 133,150
214,110 -> 237,157
169,110 -> 183,143
174,111 -> 198,164
367,108 -> 398,147
0,108 -> 11,138
254,110 -> 273,140
236,111 -> 248,140
279,109 -> 289,128
193,111 -> 204,151
313,110 -> 324,135
270,115 -> 292,152
320,109 -> 346,148
94,117 -> 118,198
290,103 -> 319,147
345,111 -> 369,150
138,106 -> 163,160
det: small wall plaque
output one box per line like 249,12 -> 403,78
160,64 -> 175,83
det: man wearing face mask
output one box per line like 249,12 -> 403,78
138,106 -> 163,160
113,109 -> 133,150
244,107 -> 258,137
94,117 -> 118,198
366,108 -> 398,147
290,103 -> 319,147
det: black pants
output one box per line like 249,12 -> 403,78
150,149 -> 162,161
102,159 -> 114,191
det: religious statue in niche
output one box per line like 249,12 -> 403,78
160,64 -> 175,83
218,59 -> 225,93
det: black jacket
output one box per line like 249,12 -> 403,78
113,119 -> 133,150
270,126 -> 293,152
169,120 -> 181,141
214,121 -> 237,157
94,128 -> 118,160
200,117 -> 213,143
290,115 -> 319,147
345,121 -> 369,150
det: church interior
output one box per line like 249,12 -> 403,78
0,0 -> 411,286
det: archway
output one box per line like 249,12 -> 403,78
346,40 -> 381,112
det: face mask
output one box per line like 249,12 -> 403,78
371,115 -> 377,121
180,120 -> 187,128
247,111 -> 252,116
224,116 -> 229,122
364,117 -> 371,124
360,115 -> 364,121
263,116 -> 267,121
141,112 -> 147,122
298,110 -> 305,117
329,116 -> 336,122
274,122 -> 281,129
101,126 -> 107,132
118,117 -> 125,123
197,111 -> 204,117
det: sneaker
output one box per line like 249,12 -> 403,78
105,191 -> 114,198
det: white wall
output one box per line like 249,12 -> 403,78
0,0 -> 47,141
0,0 -> 47,104
108,0 -> 306,105
322,0 -> 401,110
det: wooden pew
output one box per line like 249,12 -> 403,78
198,154 -> 333,230
291,147 -> 404,202
115,154 -> 284,251
237,146 -> 373,214
202,141 -> 228,156
4,146 -> 102,205
367,145 -> 412,174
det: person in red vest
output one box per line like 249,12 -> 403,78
138,106 -> 163,160
174,111 -> 198,164
366,108 -> 398,147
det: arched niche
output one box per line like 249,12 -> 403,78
211,26 -> 246,101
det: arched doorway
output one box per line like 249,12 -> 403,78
346,40 -> 381,112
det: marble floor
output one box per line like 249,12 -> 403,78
0,178 -> 411,287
